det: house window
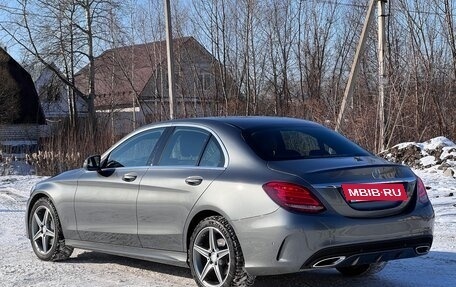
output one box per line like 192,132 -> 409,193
198,73 -> 212,91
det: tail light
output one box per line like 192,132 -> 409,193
416,177 -> 430,204
263,182 -> 325,213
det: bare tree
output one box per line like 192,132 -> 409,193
0,0 -> 121,132
440,0 -> 456,80
262,0 -> 293,116
1,0 -> 455,151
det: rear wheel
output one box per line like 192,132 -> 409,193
189,216 -> 255,287
336,262 -> 387,276
29,198 -> 73,261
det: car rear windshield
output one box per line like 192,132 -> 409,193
242,125 -> 371,161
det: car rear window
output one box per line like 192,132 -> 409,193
243,125 -> 370,161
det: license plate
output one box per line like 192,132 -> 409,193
341,183 -> 407,202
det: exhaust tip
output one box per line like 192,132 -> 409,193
312,256 -> 346,268
415,246 -> 430,255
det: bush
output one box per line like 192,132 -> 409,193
0,152 -> 12,175
28,120 -> 120,176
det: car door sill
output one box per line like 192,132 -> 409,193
65,239 -> 188,268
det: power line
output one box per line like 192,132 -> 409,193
315,0 -> 450,17
315,0 -> 367,9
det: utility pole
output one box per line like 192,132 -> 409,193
131,0 -> 136,130
335,0 -> 388,153
335,0 -> 376,132
377,0 -> 387,152
164,0 -> 175,119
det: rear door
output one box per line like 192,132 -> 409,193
74,128 -> 164,246
137,126 -> 226,251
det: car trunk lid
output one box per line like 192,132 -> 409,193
267,156 -> 417,218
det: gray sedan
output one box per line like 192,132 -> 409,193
26,117 -> 434,287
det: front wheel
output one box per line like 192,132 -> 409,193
28,197 -> 73,261
336,262 -> 387,276
189,216 -> 255,287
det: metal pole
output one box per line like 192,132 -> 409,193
335,0 -> 376,132
131,1 -> 136,129
164,0 -> 175,119
378,0 -> 387,152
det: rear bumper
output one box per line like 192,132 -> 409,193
231,202 -> 434,276
302,235 -> 432,269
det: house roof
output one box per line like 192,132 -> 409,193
0,48 -> 46,125
74,36 -> 199,109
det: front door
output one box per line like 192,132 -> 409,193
74,128 -> 165,246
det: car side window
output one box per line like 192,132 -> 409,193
200,137 -> 225,167
159,127 -> 210,166
106,128 -> 164,168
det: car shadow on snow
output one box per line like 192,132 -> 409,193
255,269 -> 414,287
255,251 -> 456,287
66,251 -> 193,279
62,251 -> 456,287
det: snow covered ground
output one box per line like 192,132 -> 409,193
381,136 -> 456,175
1,171 -> 455,287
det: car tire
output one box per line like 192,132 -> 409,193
28,197 -> 73,261
189,216 -> 255,287
336,262 -> 387,276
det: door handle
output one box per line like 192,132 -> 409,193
185,176 -> 203,186
122,173 -> 137,182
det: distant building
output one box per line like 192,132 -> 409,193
0,48 -> 46,155
35,64 -> 88,125
75,36 -> 234,134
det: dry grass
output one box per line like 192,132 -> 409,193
28,120 -> 120,176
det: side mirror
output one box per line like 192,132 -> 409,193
83,155 -> 101,171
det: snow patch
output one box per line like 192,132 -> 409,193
422,136 -> 455,150
393,142 -> 420,150
420,155 -> 437,168
441,147 -> 456,160
380,136 -> 456,178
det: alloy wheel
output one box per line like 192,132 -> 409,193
31,206 -> 56,255
192,226 -> 231,287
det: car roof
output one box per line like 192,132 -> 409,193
164,116 -> 323,130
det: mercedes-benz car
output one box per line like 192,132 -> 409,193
26,117 -> 434,287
